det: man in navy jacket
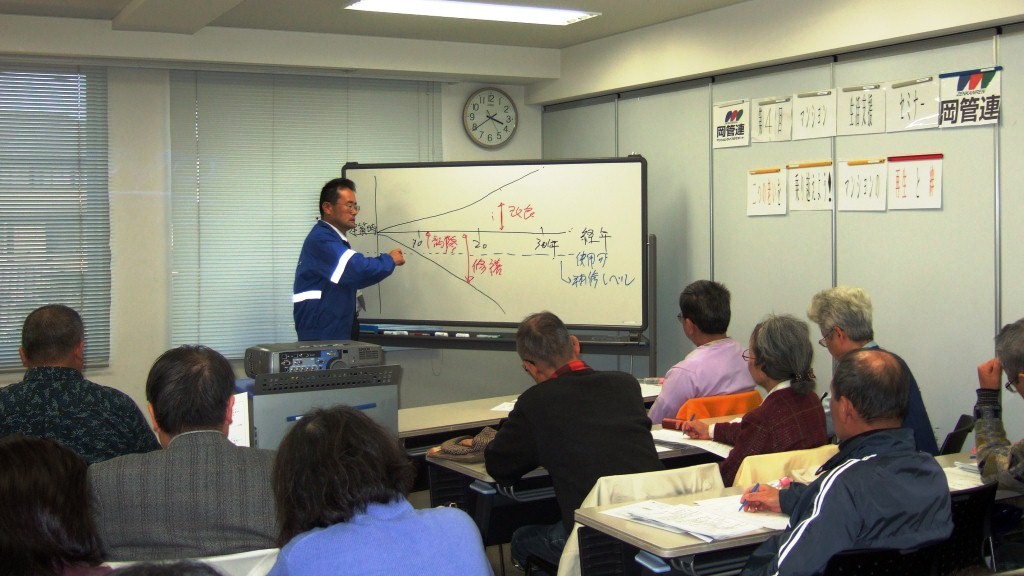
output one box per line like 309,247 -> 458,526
293,178 -> 405,340
739,348 -> 952,576
807,285 -> 938,454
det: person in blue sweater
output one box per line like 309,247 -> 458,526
807,285 -> 939,454
268,405 -> 492,576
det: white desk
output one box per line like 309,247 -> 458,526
573,451 -> 986,575
399,394 -> 518,440
399,386 -> 661,444
424,426 -> 719,549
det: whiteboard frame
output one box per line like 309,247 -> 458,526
341,156 -> 649,332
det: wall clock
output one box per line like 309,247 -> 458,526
463,87 -> 518,148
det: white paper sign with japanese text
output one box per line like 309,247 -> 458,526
787,162 -> 833,211
752,97 -> 792,143
939,67 -> 1001,128
713,100 -> 751,148
886,77 -> 939,132
837,159 -> 887,211
747,168 -> 787,216
888,154 -> 943,210
837,84 -> 885,136
792,91 -> 837,140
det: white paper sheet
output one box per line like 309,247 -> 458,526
694,495 -> 791,531
601,500 -> 765,541
227,391 -> 250,447
943,465 -> 984,491
651,428 -> 734,459
639,383 -> 662,399
491,401 -> 516,412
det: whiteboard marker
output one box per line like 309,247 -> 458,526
455,332 -> 470,338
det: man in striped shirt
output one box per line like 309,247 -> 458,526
738,348 -> 952,576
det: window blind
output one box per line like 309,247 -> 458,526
169,71 -> 441,357
0,63 -> 110,370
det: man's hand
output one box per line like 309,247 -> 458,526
978,358 -> 1003,390
390,248 -> 406,266
741,483 -> 782,513
681,419 -> 710,440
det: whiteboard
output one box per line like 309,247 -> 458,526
342,157 -> 647,330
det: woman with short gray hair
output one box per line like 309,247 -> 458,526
683,314 -> 829,486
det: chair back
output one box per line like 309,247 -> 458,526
934,481 -> 998,575
675,389 -> 762,420
732,443 -> 839,487
938,414 -> 976,455
104,548 -> 279,576
823,546 -> 937,575
556,463 -> 724,576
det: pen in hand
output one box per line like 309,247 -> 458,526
740,483 -> 760,512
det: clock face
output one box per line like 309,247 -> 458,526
463,88 -> 518,149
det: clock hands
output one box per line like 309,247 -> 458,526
486,112 -> 505,126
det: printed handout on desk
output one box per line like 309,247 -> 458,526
639,383 -> 661,399
491,401 -> 516,412
651,429 -> 734,459
601,500 -> 764,542
944,464 -> 984,491
694,495 -> 791,531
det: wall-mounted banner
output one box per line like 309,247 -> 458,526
786,161 -> 833,211
792,90 -> 837,140
752,97 -> 792,143
837,84 -> 885,136
713,100 -> 751,148
939,67 -> 1001,128
888,154 -> 943,210
886,76 -> 939,132
747,167 -> 787,216
838,159 -> 887,212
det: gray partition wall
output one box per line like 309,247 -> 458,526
542,27 -> 1022,443
1001,25 -> 1024,331
833,32 -> 998,444
710,59 -> 836,390
618,81 -> 713,377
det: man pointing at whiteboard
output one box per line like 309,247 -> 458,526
293,177 -> 405,341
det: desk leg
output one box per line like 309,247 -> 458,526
578,525 -> 642,576
427,462 -> 474,508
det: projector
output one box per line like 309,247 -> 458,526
244,340 -> 383,377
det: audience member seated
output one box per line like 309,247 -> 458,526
485,311 -> 663,573
974,317 -> 1024,492
682,314 -> 828,486
0,435 -> 111,576
648,280 -> 755,422
89,346 -> 277,561
808,286 -> 939,454
0,304 -> 158,464
267,405 -> 492,576
739,348 -> 953,576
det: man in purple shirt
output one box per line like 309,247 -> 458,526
648,280 -> 756,422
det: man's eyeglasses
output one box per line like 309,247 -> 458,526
676,312 -> 685,324
339,202 -> 360,213
742,349 -> 755,361
817,326 -> 836,348
1007,376 -> 1020,393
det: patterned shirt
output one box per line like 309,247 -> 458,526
0,366 -> 159,464
974,387 -> 1024,492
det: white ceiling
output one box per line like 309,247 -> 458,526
0,0 -> 750,49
